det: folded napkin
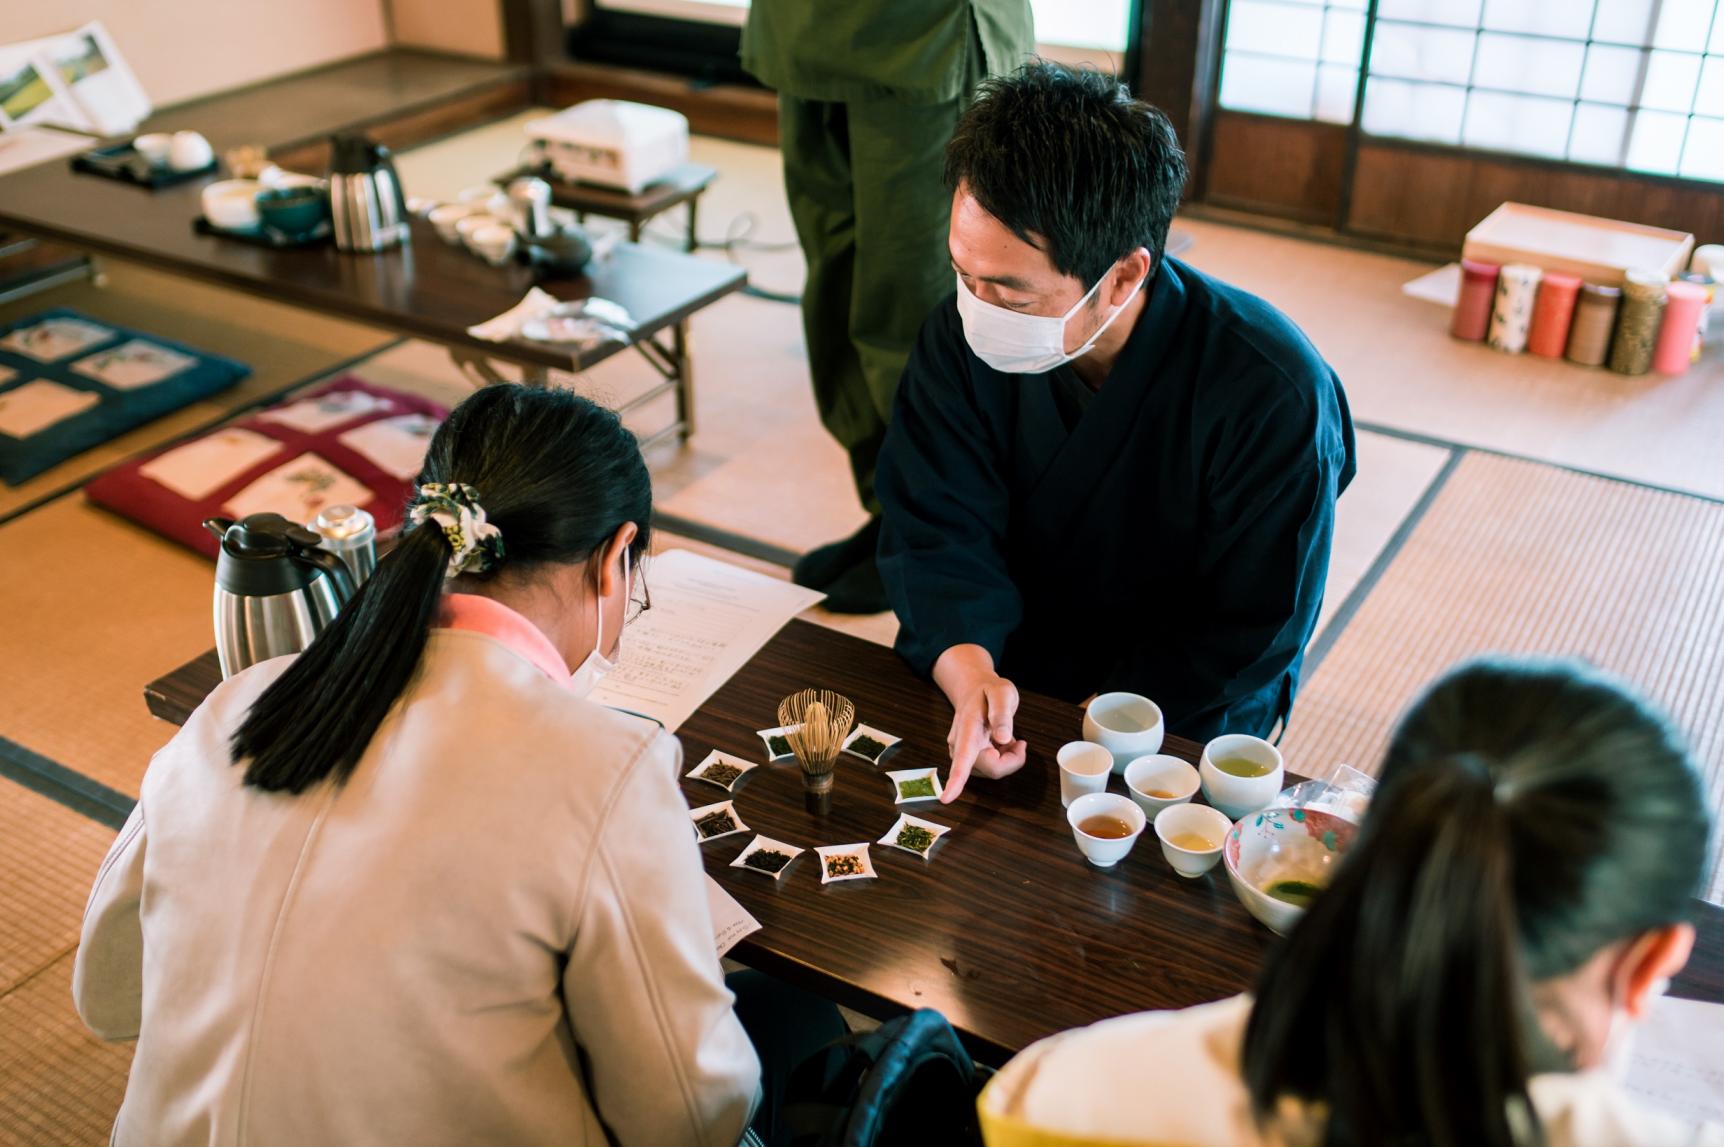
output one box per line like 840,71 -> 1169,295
467,287 -> 562,342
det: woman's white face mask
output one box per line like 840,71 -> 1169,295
568,549 -> 629,698
954,263 -> 1144,375
1602,976 -> 1669,1079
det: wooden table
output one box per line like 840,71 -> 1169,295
143,620 -> 1724,1065
0,159 -> 745,444
495,162 -> 719,251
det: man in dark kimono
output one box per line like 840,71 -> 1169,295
876,63 -> 1356,801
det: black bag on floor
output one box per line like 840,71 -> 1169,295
779,1008 -> 988,1147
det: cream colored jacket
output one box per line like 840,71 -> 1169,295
980,995 -> 1724,1147
74,629 -> 760,1146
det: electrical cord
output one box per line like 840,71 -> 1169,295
641,209 -> 805,304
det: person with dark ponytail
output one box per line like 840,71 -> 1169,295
73,386 -> 839,1146
979,658 -> 1719,1147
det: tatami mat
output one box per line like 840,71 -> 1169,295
1279,452 -> 1724,904
1175,219 -> 1724,502
0,263 -> 392,521
0,497 -> 225,798
0,780 -> 115,996
0,952 -> 132,1146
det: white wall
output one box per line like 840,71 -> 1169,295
1,0 -> 390,107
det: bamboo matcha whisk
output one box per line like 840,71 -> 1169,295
778,688 -> 854,814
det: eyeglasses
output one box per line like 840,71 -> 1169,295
625,553 -> 650,626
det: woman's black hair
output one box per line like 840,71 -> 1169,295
230,385 -> 651,793
1243,658 -> 1710,1147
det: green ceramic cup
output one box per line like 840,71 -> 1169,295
255,186 -> 329,237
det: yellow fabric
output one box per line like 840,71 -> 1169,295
979,1088 -> 1173,1147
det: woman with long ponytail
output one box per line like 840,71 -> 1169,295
73,385 -> 840,1146
979,658 -> 1716,1147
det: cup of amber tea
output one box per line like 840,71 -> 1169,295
1154,803 -> 1231,879
1066,792 -> 1146,868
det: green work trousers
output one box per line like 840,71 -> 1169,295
779,93 -> 965,514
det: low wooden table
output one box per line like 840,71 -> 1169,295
0,159 -> 744,445
495,162 -> 719,251
144,620 -> 1724,1064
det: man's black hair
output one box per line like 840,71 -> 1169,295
944,60 -> 1188,288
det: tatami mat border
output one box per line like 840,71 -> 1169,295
0,736 -> 134,831
1354,419 -> 1724,509
1304,446 -> 1463,675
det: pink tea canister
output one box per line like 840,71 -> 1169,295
1653,282 -> 1709,375
1451,259 -> 1499,342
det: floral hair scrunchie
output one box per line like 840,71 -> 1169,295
409,482 -> 505,578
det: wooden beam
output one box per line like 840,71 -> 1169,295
501,0 -> 569,73
543,62 -> 778,148
269,76 -> 533,172
1135,0 -> 1228,193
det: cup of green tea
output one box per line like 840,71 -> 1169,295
1199,733 -> 1285,820
1066,792 -> 1146,868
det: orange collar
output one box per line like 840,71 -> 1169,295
437,593 -> 571,687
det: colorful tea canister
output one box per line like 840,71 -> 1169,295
1678,272 -> 1713,361
1488,263 -> 1543,354
1566,283 -> 1621,367
1652,282 -> 1708,376
1608,270 -> 1669,376
1451,259 -> 1499,342
1692,245 -> 1724,350
1526,272 -> 1582,359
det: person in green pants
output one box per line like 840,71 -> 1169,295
742,0 -> 1034,614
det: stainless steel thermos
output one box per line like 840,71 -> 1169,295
309,504 -> 377,589
205,513 -> 355,679
328,132 -> 409,252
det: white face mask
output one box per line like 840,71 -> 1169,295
954,264 -> 1144,375
568,550 -> 628,698
1601,975 -> 1669,1080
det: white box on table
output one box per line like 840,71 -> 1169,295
524,100 -> 689,194
1462,203 -> 1694,285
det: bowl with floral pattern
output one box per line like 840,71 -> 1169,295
1223,806 -> 1357,934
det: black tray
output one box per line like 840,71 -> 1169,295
193,216 -> 332,250
72,143 -> 217,189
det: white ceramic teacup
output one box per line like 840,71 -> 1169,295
456,213 -> 495,251
1056,741 -> 1113,808
472,224 -> 518,266
168,130 -> 214,173
429,204 -> 475,245
1082,692 -> 1164,774
1153,803 -> 1232,878
1066,792 -> 1146,869
200,179 -> 262,231
1122,754 -> 1199,822
1199,734 -> 1286,820
133,133 -> 173,168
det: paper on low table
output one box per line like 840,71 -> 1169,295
706,875 -> 760,958
588,549 -> 824,731
1625,994 -> 1724,1127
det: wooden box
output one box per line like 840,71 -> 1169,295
1462,203 -> 1695,286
